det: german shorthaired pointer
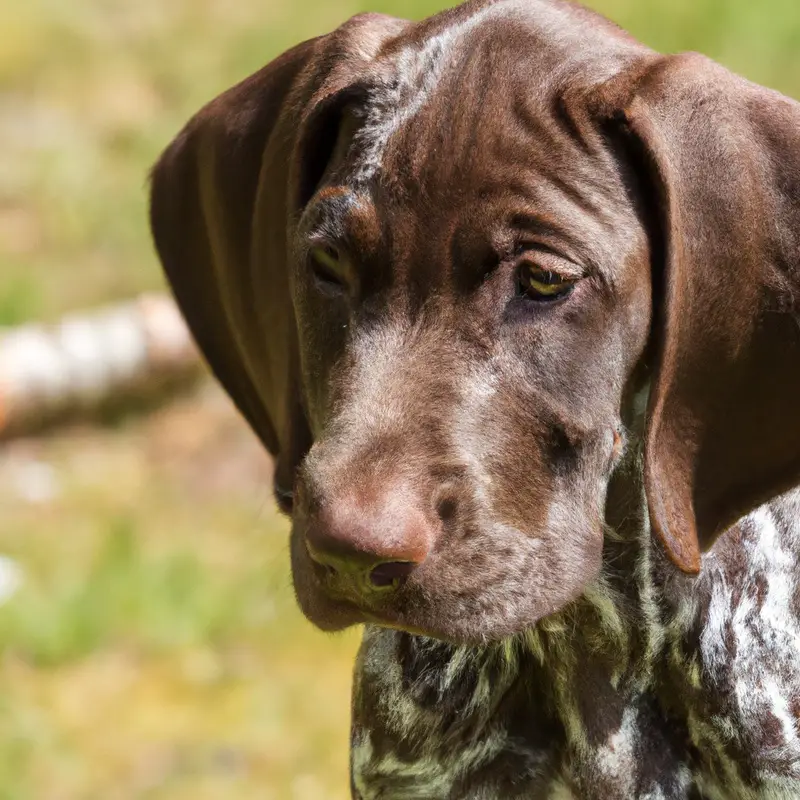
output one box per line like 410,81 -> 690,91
149,0 -> 800,796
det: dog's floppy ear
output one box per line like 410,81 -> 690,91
149,16 -> 406,511
599,53 -> 800,572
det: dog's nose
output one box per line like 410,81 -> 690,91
304,496 -> 432,594
306,545 -> 421,591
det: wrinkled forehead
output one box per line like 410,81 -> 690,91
357,18 -> 587,178
303,11 -> 647,276
348,9 -> 635,178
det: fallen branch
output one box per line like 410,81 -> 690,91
0,294 -> 201,438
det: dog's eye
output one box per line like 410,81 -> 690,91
517,262 -> 575,301
309,245 -> 346,290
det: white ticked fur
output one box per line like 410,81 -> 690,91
342,322 -> 800,797
349,2 -> 518,185
354,488 -> 800,798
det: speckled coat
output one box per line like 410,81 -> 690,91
352,480 -> 800,799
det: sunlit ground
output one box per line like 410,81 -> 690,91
0,385 -> 361,799
0,0 -> 797,796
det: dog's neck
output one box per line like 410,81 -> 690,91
352,451 -> 680,797
352,436 -> 687,788
352,416 -> 800,796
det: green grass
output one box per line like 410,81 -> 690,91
0,0 -> 797,796
0,516 -> 251,664
0,391 -> 360,798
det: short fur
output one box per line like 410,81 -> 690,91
149,1 -> 800,796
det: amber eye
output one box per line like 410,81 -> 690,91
517,262 -> 575,301
309,245 -> 346,289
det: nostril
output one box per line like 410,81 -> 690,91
369,561 -> 416,589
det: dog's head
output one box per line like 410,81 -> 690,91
150,0 -> 800,643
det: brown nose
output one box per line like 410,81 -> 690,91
304,492 -> 433,595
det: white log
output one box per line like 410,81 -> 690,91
0,294 -> 200,436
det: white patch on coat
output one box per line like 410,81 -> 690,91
690,491 -> 800,795
699,568 -> 734,679
594,704 -> 638,787
350,2 -> 516,184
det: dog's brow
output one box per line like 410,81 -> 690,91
508,213 -> 595,270
300,190 -> 363,239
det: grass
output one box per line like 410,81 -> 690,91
0,389 -> 361,798
0,0 -> 797,796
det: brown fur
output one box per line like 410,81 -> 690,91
149,1 -> 800,795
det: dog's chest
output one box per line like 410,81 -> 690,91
350,492 -> 800,799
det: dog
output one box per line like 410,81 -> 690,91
149,0 -> 800,796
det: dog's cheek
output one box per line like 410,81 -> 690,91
496,422 -> 611,622
295,299 -> 352,435
446,403 -> 605,627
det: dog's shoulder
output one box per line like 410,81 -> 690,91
668,490 -> 800,793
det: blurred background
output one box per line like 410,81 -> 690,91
0,0 -> 797,797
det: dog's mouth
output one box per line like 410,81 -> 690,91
290,530 -> 577,644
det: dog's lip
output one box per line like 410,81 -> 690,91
298,569 -> 547,644
303,591 -> 420,634
295,544 -> 521,641
303,591 -> 430,636
303,576 -> 461,639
